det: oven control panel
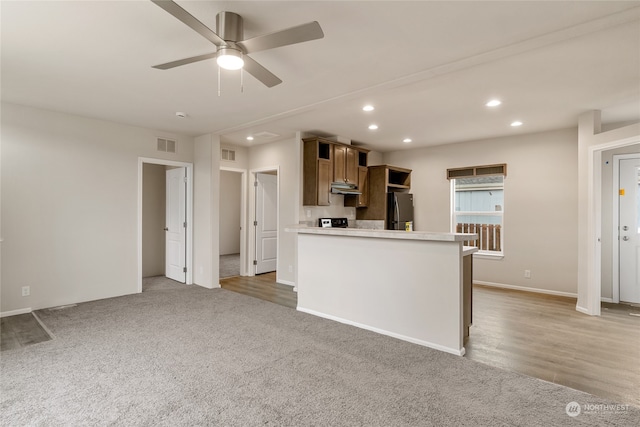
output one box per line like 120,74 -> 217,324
319,218 -> 348,228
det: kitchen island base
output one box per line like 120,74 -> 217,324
289,227 -> 477,356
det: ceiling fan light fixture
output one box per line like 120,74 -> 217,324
217,47 -> 244,70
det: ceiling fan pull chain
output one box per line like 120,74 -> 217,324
241,68 -> 244,94
217,65 -> 221,97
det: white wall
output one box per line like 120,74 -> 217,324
220,144 -> 249,170
1,103 -> 194,313
193,133 -> 221,289
384,128 -> 579,295
142,163 -> 165,277
219,170 -> 241,255
249,137 -> 300,285
367,150 -> 384,166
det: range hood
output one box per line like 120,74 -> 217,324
331,181 -> 362,195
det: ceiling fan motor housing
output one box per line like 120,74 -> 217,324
216,11 -> 243,43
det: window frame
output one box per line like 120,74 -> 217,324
448,165 -> 506,258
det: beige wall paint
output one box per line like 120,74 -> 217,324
600,143 -> 640,299
142,163 -> 166,277
219,170 -> 241,255
367,150 -> 384,166
1,103 -> 194,313
384,128 -> 579,295
249,137 -> 300,285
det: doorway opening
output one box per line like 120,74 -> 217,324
137,157 -> 193,293
587,138 -> 639,315
250,168 -> 279,276
219,167 -> 247,278
612,153 -> 640,304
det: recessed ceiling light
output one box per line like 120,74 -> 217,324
403,138 -> 412,143
362,105 -> 375,112
368,124 -> 378,130
510,121 -> 523,127
246,136 -> 254,141
486,100 -> 501,107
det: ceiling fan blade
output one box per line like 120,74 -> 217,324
151,0 -> 225,47
243,56 -> 282,88
238,21 -> 324,54
152,52 -> 217,70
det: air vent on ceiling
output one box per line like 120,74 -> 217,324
157,137 -> 176,153
221,148 -> 236,161
252,131 -> 280,139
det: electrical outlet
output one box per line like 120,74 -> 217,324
21,286 -> 30,297
288,265 -> 293,273
524,270 -> 531,279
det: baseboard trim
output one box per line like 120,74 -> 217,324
576,305 -> 590,315
474,280 -> 577,299
1,307 -> 32,318
297,306 -> 464,357
277,279 -> 295,287
194,282 -> 219,289
601,297 -> 614,303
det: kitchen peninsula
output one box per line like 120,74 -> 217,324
287,226 -> 477,356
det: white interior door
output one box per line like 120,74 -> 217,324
255,173 -> 277,274
166,167 -> 186,283
619,157 -> 640,303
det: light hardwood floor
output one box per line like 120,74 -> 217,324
220,272 -> 296,309
220,274 -> 640,408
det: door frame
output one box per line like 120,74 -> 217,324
220,167 -> 248,276
249,166 -> 279,277
587,137 -> 639,315
138,157 -> 194,292
612,153 -> 640,303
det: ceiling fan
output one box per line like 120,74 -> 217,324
150,0 -> 324,88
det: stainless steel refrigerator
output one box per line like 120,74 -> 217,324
387,192 -> 414,230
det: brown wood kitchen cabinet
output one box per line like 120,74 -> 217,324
333,144 -> 358,184
303,137 -> 333,206
345,165 -> 369,208
356,165 -> 411,220
304,136 -> 369,207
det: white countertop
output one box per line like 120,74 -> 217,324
286,225 -> 477,243
462,246 -> 479,256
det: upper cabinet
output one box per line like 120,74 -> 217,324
345,156 -> 369,208
387,167 -> 411,189
303,137 -> 333,206
333,145 -> 358,184
356,165 -> 412,220
303,136 -> 369,207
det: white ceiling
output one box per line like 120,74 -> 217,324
2,1 -> 639,152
